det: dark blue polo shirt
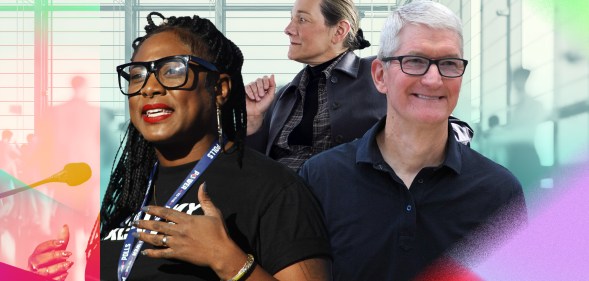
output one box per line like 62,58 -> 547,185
299,117 -> 527,281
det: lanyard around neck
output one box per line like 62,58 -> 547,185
117,139 -> 222,281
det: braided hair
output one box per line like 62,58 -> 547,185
100,12 -> 247,236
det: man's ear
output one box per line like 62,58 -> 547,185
331,20 -> 351,45
371,59 -> 388,95
215,74 -> 231,106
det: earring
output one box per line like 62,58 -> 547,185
216,104 -> 223,146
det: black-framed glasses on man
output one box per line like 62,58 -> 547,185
116,55 -> 219,96
381,55 -> 468,78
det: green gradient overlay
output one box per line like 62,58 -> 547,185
535,0 -> 589,50
0,5 -> 99,12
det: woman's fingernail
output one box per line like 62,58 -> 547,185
56,240 -> 65,246
141,250 -> 148,256
141,206 -> 149,212
60,272 -> 69,281
131,232 -> 139,238
63,261 -> 74,269
61,251 -> 72,257
131,220 -> 139,227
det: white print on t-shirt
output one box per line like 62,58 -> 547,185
103,202 -> 202,241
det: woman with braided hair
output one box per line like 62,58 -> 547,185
28,12 -> 331,281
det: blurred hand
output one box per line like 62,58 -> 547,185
28,224 -> 74,281
245,75 -> 276,135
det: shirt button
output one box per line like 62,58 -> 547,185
417,179 -> 424,184
330,75 -> 338,83
406,205 -> 412,212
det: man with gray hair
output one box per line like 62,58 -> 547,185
299,1 -> 527,280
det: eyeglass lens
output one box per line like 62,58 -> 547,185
120,58 -> 188,95
401,56 -> 465,77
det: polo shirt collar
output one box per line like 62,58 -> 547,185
356,117 -> 387,166
356,117 -> 463,174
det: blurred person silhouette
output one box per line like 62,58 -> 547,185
245,0 -> 473,171
19,133 -> 39,180
99,107 -> 121,201
0,174 -> 16,266
17,133 -> 43,220
488,114 -> 500,130
0,129 -> 22,265
481,114 -> 503,163
31,75 -> 100,280
486,67 -> 546,202
9,133 -> 44,268
17,133 -> 42,205
0,130 -> 20,178
0,130 -> 18,265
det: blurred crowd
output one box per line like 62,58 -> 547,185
0,75 -> 115,280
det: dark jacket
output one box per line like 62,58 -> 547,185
247,51 -> 386,155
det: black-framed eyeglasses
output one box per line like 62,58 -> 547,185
116,55 -> 219,96
381,55 -> 468,78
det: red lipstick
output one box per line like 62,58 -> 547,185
142,103 -> 173,123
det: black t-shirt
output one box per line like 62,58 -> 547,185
100,147 -> 330,280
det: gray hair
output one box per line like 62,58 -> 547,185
377,0 -> 463,59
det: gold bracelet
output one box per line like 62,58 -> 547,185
227,254 -> 255,281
